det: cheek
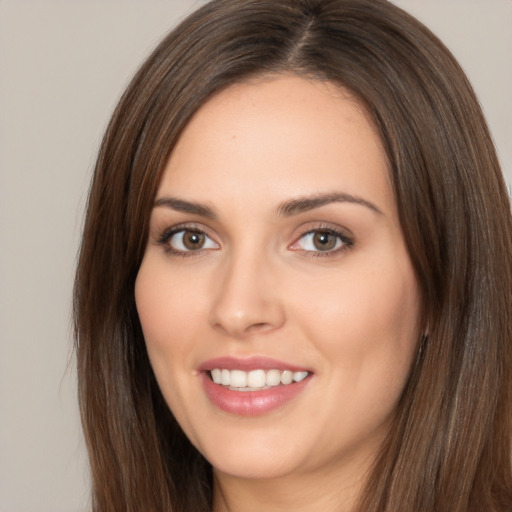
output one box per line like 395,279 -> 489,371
135,256 -> 203,337
293,268 -> 418,339
287,256 -> 420,392
134,259 -> 220,446
134,259 -> 203,380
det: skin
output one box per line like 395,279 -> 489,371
135,75 -> 422,511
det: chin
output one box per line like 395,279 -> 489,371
211,454 -> 298,481
194,429 -> 306,480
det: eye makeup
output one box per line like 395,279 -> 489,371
153,220 -> 354,259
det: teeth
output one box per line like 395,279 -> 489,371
211,368 -> 222,384
247,369 -> 266,388
230,370 -> 247,388
281,370 -> 293,385
221,369 -> 230,386
293,371 -> 308,382
209,368 -> 309,390
265,369 -> 281,386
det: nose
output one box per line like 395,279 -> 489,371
208,250 -> 286,339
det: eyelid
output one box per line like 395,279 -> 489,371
156,222 -> 220,255
153,221 -> 353,257
288,223 -> 354,255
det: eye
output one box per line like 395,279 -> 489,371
290,229 -> 352,254
161,228 -> 219,254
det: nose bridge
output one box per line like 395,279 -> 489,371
209,242 -> 285,338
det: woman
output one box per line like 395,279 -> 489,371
74,0 -> 512,510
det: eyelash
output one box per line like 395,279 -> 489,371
290,225 -> 354,258
156,223 -> 216,258
156,223 -> 354,258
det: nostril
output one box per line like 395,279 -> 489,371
250,322 -> 270,330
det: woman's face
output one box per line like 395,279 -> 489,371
135,76 -> 421,484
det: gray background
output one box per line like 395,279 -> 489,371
0,1 -> 510,511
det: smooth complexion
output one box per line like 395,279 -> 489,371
135,75 -> 421,512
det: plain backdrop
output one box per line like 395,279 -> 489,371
0,1 -> 510,511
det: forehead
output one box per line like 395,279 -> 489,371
159,75 -> 394,216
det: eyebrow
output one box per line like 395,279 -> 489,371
153,196 -> 217,219
277,192 -> 382,217
153,191 -> 382,219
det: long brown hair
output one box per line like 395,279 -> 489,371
74,1 -> 512,510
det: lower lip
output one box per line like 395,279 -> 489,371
200,372 -> 311,416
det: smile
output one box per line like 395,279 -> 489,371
210,368 -> 309,390
199,357 -> 313,416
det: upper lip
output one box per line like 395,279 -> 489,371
198,356 -> 311,373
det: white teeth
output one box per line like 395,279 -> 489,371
265,369 -> 281,386
221,369 -> 230,386
247,369 -> 266,388
230,370 -> 247,388
280,370 -> 293,385
209,368 -> 310,390
293,371 -> 308,383
211,368 -> 222,384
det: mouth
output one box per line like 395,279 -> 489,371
199,357 -> 313,416
209,368 -> 310,391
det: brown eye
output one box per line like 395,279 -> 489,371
182,231 -> 205,250
290,229 -> 352,254
312,231 -> 337,251
166,229 -> 219,253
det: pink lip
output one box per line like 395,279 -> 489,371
198,356 -> 310,373
198,357 -> 313,416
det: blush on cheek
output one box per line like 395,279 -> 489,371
135,271 -> 173,362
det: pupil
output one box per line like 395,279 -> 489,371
313,231 -> 336,251
184,231 -> 204,250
